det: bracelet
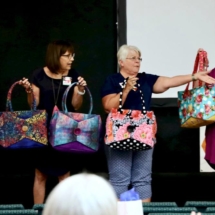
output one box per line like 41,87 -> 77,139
77,89 -> 85,95
192,74 -> 197,81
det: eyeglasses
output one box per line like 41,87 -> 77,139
126,57 -> 142,62
61,53 -> 75,59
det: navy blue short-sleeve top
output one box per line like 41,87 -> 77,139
101,72 -> 159,111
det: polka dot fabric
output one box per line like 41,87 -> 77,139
109,139 -> 151,151
105,145 -> 153,199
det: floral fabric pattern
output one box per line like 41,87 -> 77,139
0,110 -> 48,147
105,108 -> 157,151
0,81 -> 48,148
178,84 -> 215,128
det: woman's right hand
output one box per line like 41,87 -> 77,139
19,77 -> 32,93
125,76 -> 139,91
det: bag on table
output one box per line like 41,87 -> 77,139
49,82 -> 101,153
178,49 -> 215,128
0,81 -> 48,149
105,77 -> 157,151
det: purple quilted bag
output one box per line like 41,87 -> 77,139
49,82 -> 101,153
0,81 -> 48,149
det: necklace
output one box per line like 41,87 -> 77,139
52,78 -> 62,105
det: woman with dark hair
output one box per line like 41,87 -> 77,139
19,40 -> 87,204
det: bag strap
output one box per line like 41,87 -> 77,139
192,50 -> 208,88
118,77 -> 147,114
62,82 -> 93,114
6,81 -> 37,111
184,50 -> 208,91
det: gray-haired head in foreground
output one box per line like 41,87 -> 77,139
42,173 -> 118,215
117,45 -> 141,67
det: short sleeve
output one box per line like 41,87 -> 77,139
101,74 -> 122,98
145,73 -> 159,89
29,68 -> 43,88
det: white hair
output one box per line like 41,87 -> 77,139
42,173 -> 118,215
117,44 -> 141,66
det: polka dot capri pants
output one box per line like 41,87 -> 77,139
105,145 -> 154,200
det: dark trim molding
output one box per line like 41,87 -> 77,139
151,98 -> 178,107
116,0 -> 127,47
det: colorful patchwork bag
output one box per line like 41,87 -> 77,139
178,50 -> 215,128
49,82 -> 101,153
105,78 -> 157,151
0,81 -> 48,149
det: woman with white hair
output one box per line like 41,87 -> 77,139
42,173 -> 118,215
101,44 -> 215,202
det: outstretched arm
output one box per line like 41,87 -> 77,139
153,71 -> 215,93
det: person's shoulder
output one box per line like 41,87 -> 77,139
138,71 -> 158,77
139,71 -> 159,79
138,72 -> 159,87
32,67 -> 44,75
31,67 -> 45,78
102,73 -> 123,87
101,73 -> 122,96
105,73 -> 121,81
29,68 -> 45,83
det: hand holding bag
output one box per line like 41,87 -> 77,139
105,78 -> 157,151
193,49 -> 209,88
0,81 -> 48,149
49,82 -> 101,153
178,50 -> 215,128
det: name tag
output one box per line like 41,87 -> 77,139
62,76 -> 72,86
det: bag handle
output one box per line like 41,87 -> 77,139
62,82 -> 93,114
118,78 -> 147,114
6,81 -> 37,111
192,50 -> 208,88
184,50 -> 208,91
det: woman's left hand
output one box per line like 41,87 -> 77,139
77,76 -> 87,92
195,70 -> 215,84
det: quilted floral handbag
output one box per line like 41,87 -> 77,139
178,50 -> 215,128
49,82 -> 101,153
0,81 -> 48,149
105,78 -> 157,151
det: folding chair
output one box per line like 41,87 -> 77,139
143,202 -> 178,207
32,204 -> 44,215
0,209 -> 38,215
0,205 -> 25,210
